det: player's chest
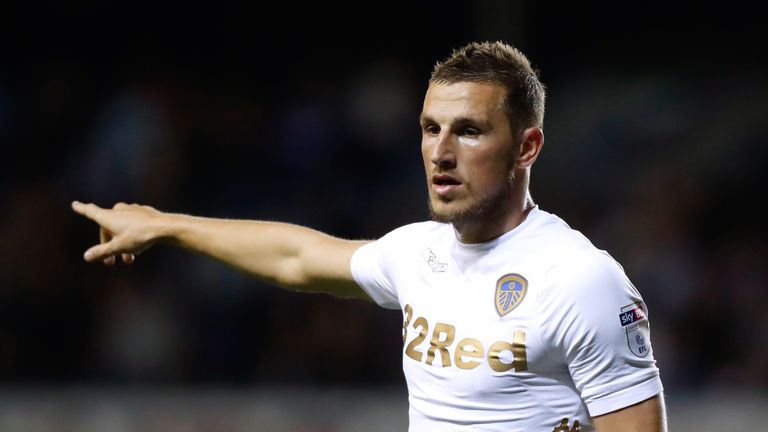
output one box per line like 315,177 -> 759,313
396,252 -> 552,375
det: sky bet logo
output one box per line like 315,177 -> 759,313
620,303 -> 651,357
619,305 -> 646,327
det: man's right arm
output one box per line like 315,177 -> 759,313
71,201 -> 370,299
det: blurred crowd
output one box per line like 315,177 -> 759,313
1,3 -> 765,402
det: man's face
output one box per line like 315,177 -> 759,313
420,82 -> 517,225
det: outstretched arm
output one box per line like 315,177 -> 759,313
71,201 -> 369,299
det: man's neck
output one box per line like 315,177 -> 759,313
453,197 -> 535,244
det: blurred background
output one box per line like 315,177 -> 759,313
1,1 -> 766,430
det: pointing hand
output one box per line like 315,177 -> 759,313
71,201 -> 164,266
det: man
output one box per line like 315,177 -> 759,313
72,41 -> 666,431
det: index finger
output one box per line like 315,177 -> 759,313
71,201 -> 106,222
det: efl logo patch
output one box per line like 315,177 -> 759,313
495,273 -> 527,317
620,302 -> 651,357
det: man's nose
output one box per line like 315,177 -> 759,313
430,133 -> 457,169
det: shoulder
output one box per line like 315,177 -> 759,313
550,250 -> 634,300
523,208 -> 600,253
527,209 -> 639,306
534,239 -> 643,349
375,220 -> 452,245
354,220 -> 451,265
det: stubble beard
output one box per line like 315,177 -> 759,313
428,172 -> 516,226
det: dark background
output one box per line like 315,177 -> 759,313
1,0 -> 766,399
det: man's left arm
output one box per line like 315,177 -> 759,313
542,252 -> 665,430
593,394 -> 667,432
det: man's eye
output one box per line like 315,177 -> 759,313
424,125 -> 440,135
461,128 -> 480,137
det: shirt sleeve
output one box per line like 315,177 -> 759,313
350,234 -> 401,310
538,249 -> 664,417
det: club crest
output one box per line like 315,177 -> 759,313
495,273 -> 528,317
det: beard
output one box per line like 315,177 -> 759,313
429,172 -> 516,225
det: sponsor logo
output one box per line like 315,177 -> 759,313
619,305 -> 646,327
552,418 -> 581,431
402,304 -> 528,372
495,273 -> 527,317
422,248 -> 447,273
620,302 -> 651,357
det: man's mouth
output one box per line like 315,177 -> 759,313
432,174 -> 462,195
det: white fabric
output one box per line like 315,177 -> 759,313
350,206 -> 663,431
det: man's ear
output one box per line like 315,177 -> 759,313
516,127 -> 544,169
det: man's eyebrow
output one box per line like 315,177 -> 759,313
419,115 -> 491,129
452,116 -> 492,129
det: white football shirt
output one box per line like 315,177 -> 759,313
350,206 -> 663,432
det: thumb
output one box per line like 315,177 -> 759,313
84,239 -> 125,263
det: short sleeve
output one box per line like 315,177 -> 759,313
538,250 -> 664,417
350,237 -> 401,310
